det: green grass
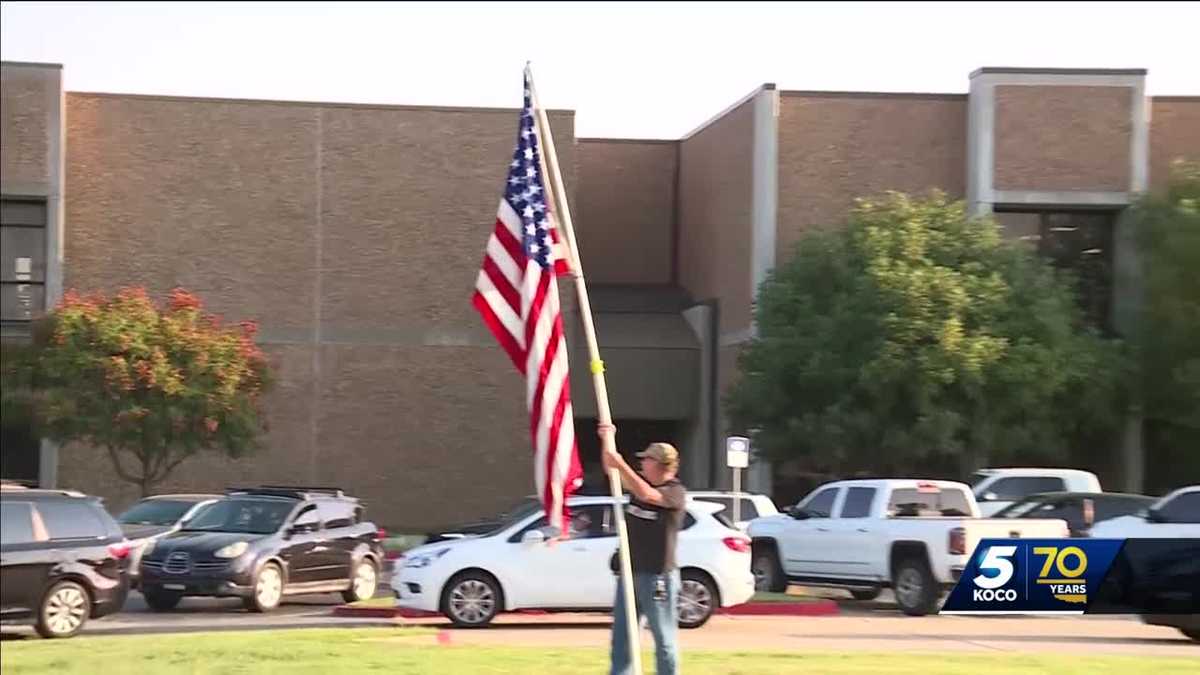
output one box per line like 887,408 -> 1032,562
2,628 -> 1195,675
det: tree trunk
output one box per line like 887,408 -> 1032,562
1121,406 -> 1145,493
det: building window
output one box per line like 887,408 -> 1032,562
1,199 -> 48,327
995,209 -> 1116,331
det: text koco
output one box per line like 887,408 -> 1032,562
973,588 -> 1017,602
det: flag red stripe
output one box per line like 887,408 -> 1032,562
525,272 -> 551,352
545,367 -> 572,526
472,291 -> 525,373
494,219 -> 526,267
529,314 -> 563,446
482,257 -> 521,314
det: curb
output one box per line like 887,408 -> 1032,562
332,599 -> 839,620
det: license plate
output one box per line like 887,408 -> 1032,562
163,584 -> 186,591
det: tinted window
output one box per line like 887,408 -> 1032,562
1159,492 -> 1200,524
839,488 -> 876,518
512,505 -> 612,540
119,499 -> 200,526
37,500 -> 107,540
985,477 -> 1066,500
888,488 -> 972,517
317,501 -> 358,529
183,498 -> 295,534
1035,500 -> 1083,525
1,501 -> 37,545
694,497 -> 758,520
1094,497 -> 1152,523
802,488 -> 839,518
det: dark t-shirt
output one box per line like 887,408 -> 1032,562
623,479 -> 687,574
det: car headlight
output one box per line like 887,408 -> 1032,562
403,547 -> 451,568
140,539 -> 156,557
215,541 -> 249,559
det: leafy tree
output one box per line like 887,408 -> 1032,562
1124,160 -> 1200,488
13,287 -> 271,495
726,191 -> 1122,477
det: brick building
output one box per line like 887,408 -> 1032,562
2,62 -> 1197,527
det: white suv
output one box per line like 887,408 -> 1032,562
688,492 -> 779,530
392,496 -> 755,628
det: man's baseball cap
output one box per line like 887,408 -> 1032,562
637,442 -> 679,469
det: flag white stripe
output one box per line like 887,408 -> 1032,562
474,271 -> 524,346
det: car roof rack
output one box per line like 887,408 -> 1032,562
1,480 -> 88,498
224,485 -> 347,500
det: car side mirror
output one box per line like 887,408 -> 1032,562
980,492 -> 997,503
521,529 -> 546,545
788,506 -> 810,520
1146,508 -> 1165,523
288,522 -> 316,537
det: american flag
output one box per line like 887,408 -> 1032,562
472,71 -> 583,534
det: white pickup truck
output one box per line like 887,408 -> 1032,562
969,468 -> 1102,517
748,479 -> 1070,615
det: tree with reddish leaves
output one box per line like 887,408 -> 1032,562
22,287 -> 272,495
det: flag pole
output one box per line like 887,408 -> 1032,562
526,64 -> 644,675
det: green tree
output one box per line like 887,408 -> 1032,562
1124,160 -> 1200,488
13,287 -> 272,495
726,191 -> 1122,477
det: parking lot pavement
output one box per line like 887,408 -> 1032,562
409,613 -> 1198,657
4,585 -> 1195,657
0,591 -> 393,640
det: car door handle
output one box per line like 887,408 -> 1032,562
816,527 -> 830,532
856,528 -> 870,533
312,545 -> 329,553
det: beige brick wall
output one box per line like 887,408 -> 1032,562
678,100 -> 755,334
1149,97 -> 1200,192
576,139 -> 677,284
776,93 -> 966,262
1,64 -> 57,189
993,85 -> 1132,192
64,94 -> 320,340
60,92 -> 578,527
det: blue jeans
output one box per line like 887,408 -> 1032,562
610,570 -> 680,675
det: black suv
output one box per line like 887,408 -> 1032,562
0,483 -> 132,638
138,486 -> 385,612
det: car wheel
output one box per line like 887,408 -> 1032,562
35,580 -> 91,639
678,570 -> 717,629
342,559 -> 379,603
850,588 -> 882,601
892,558 -> 939,616
441,571 -> 501,628
143,587 -> 183,611
751,543 -> 786,593
243,562 -> 284,613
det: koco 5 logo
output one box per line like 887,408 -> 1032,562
972,545 -> 1018,601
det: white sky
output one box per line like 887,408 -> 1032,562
2,1 -> 1197,139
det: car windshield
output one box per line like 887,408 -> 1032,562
483,499 -> 545,537
180,499 -> 294,534
993,496 -> 1045,519
968,472 -> 990,491
118,499 -> 199,526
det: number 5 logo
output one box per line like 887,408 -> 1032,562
974,545 -> 1018,589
